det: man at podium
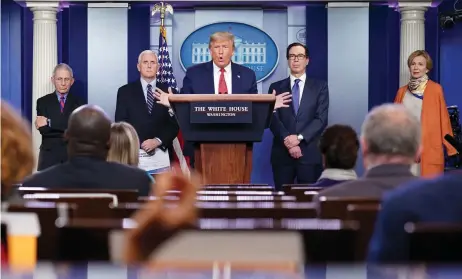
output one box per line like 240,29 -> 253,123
269,43 -> 329,190
180,31 -> 258,95
180,31 -> 258,168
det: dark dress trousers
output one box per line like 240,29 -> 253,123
269,77 -> 329,190
36,92 -> 85,171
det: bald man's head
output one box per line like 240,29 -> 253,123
65,105 -> 112,159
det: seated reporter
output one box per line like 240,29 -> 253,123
22,105 -> 152,196
310,124 -> 359,187
107,122 -> 141,167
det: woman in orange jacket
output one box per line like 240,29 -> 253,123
394,50 -> 457,177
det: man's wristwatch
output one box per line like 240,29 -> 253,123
297,134 -> 304,141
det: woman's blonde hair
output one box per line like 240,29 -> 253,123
1,101 -> 35,196
107,122 -> 140,167
407,50 -> 433,71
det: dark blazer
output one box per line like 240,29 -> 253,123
22,156 -> 152,196
115,80 -> 179,151
181,61 -> 258,94
315,164 -> 417,201
36,92 -> 85,170
269,77 -> 329,165
367,172 -> 462,263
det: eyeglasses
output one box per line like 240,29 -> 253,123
54,77 -> 72,83
288,54 -> 306,60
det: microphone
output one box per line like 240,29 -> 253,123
444,134 -> 461,153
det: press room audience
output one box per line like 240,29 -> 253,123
22,105 -> 152,196
315,103 -> 420,200
310,124 -> 358,187
394,50 -> 456,177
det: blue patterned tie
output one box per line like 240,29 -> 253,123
146,84 -> 154,114
292,79 -> 301,114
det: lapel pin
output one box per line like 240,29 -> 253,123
237,75 -> 240,78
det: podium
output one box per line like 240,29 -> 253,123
169,94 -> 275,184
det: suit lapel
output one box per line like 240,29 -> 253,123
135,80 -> 150,115
231,62 -> 240,94
296,78 -> 312,119
205,62 -> 215,94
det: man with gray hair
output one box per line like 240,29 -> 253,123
315,103 -> 421,199
35,63 -> 85,170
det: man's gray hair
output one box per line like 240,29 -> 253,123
53,63 -> 73,77
138,50 -> 157,64
361,103 -> 421,158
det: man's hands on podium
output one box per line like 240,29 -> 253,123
123,167 -> 202,264
35,116 -> 48,129
154,87 -> 174,108
284,135 -> 302,159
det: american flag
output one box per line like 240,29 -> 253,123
156,25 -> 190,175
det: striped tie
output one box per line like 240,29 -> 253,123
147,84 -> 154,113
59,96 -> 65,113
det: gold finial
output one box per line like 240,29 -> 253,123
152,2 -> 174,27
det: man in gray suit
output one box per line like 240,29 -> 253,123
315,103 -> 421,200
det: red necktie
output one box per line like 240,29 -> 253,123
59,96 -> 65,113
219,68 -> 228,94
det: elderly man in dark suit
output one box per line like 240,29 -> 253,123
23,105 -> 152,196
35,63 -> 85,171
269,43 -> 329,190
315,103 -> 420,201
115,50 -> 179,158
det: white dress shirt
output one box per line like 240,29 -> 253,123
213,62 -> 232,94
290,72 -> 306,105
140,78 -> 157,103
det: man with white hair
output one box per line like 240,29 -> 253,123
315,103 -> 421,200
115,50 -> 179,161
35,63 -> 85,170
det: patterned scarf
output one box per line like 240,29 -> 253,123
408,74 -> 428,96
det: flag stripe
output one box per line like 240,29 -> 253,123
156,25 -> 190,175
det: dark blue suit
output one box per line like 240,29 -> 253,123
181,61 -> 258,94
115,81 -> 179,154
269,77 -> 329,190
367,172 -> 462,262
180,61 -> 258,167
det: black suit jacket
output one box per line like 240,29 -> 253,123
36,92 -> 85,170
114,80 -> 179,151
22,156 -> 152,196
269,77 -> 329,165
181,61 -> 258,94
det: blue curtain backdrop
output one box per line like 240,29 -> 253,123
127,4 -> 151,83
368,3 -> 400,110
1,0 -> 24,112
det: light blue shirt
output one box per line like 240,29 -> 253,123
140,78 -> 156,103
